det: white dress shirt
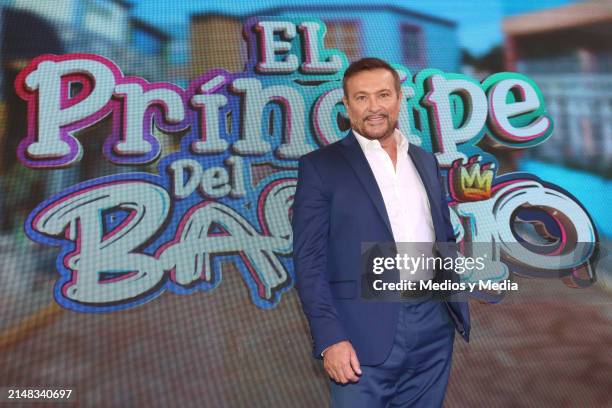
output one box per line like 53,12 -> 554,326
353,129 -> 435,244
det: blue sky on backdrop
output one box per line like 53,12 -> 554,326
132,0 -> 577,58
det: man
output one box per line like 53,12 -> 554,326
292,57 -> 470,407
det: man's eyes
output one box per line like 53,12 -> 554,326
354,93 -> 390,101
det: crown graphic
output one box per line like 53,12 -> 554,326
449,156 -> 495,201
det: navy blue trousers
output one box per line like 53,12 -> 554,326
330,299 -> 455,407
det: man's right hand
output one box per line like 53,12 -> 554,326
322,341 -> 362,384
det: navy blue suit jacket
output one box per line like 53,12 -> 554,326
292,130 -> 470,366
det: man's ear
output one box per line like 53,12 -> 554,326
342,96 -> 349,110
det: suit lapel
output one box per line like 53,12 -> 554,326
339,131 -> 394,239
407,146 -> 437,209
408,146 -> 445,241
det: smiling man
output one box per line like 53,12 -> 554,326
292,57 -> 470,407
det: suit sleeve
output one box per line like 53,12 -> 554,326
292,155 -> 348,358
433,154 -> 460,283
434,154 -> 470,337
433,154 -> 456,244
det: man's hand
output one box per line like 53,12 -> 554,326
323,341 -> 362,384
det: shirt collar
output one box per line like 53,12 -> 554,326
353,128 -> 409,154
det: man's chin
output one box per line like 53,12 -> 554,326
361,127 -> 393,140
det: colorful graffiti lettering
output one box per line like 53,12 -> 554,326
18,17 -> 598,312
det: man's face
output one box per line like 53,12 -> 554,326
343,68 -> 402,141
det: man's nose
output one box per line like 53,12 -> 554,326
366,95 -> 382,112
